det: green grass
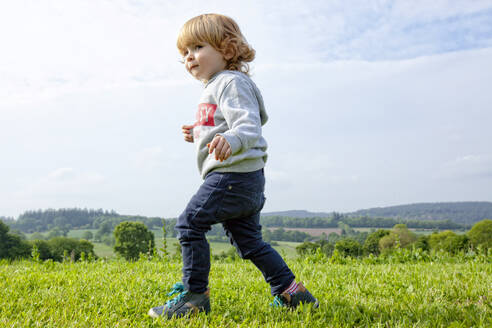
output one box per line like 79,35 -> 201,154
66,229 -> 98,238
0,258 -> 490,327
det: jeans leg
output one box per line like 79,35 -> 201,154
175,172 -> 224,294
222,212 -> 295,295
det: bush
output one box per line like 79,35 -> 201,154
428,230 -> 469,253
392,224 -> 417,247
47,237 -> 96,262
467,219 -> 492,251
320,240 -> 335,257
443,234 -> 469,254
214,247 -> 239,261
113,221 -> 155,261
29,240 -> 52,260
363,229 -> 390,255
334,238 -> 362,257
0,221 -> 31,260
296,242 -> 319,256
413,235 -> 430,251
47,227 -> 67,239
379,224 -> 417,252
296,240 -> 335,257
379,232 -> 399,252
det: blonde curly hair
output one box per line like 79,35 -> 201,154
177,14 -> 255,75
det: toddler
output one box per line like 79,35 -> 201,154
148,13 -> 318,319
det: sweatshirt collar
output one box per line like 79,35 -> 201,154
204,70 -> 228,87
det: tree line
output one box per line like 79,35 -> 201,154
4,208 -> 164,233
349,201 -> 492,225
261,215 -> 465,230
1,220 -> 96,262
296,220 -> 491,260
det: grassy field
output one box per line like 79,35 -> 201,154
0,258 -> 490,327
266,227 -> 342,236
87,237 -> 299,259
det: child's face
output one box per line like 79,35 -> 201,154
183,42 -> 227,82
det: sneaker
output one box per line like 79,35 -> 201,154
271,282 -> 319,309
148,282 -> 211,319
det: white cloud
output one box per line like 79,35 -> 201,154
1,1 -> 491,106
256,0 -> 492,61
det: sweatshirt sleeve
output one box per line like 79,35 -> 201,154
217,78 -> 262,155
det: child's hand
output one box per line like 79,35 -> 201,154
207,135 -> 231,162
182,124 -> 194,143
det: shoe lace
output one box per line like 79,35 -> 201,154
165,282 -> 188,307
270,295 -> 286,307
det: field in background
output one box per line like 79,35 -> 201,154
1,259 -> 489,327
266,227 -> 342,236
60,229 -> 299,259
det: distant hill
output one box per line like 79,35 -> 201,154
263,202 -> 492,226
2,208 -> 164,234
261,210 -> 332,218
347,202 -> 492,226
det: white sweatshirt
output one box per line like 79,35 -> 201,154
192,70 -> 268,179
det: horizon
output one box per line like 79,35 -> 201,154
3,200 -> 492,220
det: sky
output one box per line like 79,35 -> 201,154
1,0 -> 492,219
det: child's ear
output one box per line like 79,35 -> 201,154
223,46 -> 235,60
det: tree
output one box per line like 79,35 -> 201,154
0,221 -> 9,259
10,229 -> 27,240
442,234 -> 469,254
320,240 -> 334,257
262,229 -> 273,243
392,224 -> 417,247
334,238 -> 362,257
47,227 -> 64,239
467,219 -> 492,250
0,221 -> 31,260
338,222 -> 354,236
82,231 -> 93,241
363,229 -> 390,255
413,235 -> 430,251
379,232 -> 398,252
29,240 -> 52,260
113,221 -> 155,261
429,230 -> 457,250
95,221 -> 112,242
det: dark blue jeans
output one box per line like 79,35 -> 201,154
175,169 -> 295,295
